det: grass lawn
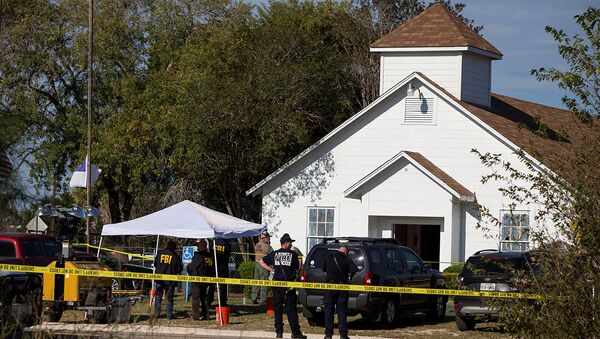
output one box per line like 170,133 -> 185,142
60,293 -> 510,339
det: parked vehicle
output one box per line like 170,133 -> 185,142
454,249 -> 540,331
299,237 -> 447,327
0,233 -> 62,266
0,233 -> 56,329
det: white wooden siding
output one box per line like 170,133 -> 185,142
461,52 -> 492,106
380,52 -> 462,97
261,80 -> 550,268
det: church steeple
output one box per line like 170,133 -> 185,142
371,3 -> 502,106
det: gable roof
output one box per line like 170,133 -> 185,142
246,72 -> 590,196
418,72 -> 595,172
370,3 -> 502,58
344,151 -> 474,201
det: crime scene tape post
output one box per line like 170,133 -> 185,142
0,263 -> 539,300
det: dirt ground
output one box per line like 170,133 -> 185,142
59,294 -> 510,339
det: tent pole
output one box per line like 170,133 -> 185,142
213,242 -> 222,325
96,236 -> 103,257
151,235 -> 160,307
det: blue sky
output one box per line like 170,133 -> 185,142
449,0 -> 595,108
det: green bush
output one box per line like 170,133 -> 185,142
443,264 -> 463,291
238,261 -> 255,298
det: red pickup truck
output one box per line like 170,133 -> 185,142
0,233 -> 62,266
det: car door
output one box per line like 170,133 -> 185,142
401,248 -> 430,305
382,247 -> 414,305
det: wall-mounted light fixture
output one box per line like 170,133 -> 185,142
407,82 -> 416,97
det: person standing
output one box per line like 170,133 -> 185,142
251,230 -> 273,304
259,233 -> 307,339
187,239 -> 214,320
208,238 -> 231,306
154,240 -> 183,319
323,245 -> 358,339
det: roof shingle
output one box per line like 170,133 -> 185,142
371,3 -> 502,57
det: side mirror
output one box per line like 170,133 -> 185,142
423,263 -> 432,270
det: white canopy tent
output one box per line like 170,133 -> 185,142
99,200 -> 266,322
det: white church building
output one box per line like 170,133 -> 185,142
246,3 -> 586,269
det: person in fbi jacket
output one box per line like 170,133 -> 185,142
323,244 -> 358,339
187,239 -> 214,320
259,233 -> 307,339
208,238 -> 231,306
154,240 -> 183,319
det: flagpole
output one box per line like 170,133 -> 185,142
86,0 -> 94,252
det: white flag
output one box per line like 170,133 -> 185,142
69,156 -> 102,188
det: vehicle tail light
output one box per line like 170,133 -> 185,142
453,304 -> 462,313
363,272 -> 373,285
300,271 -> 306,282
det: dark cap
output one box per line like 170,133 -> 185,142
280,233 -> 295,244
260,230 -> 271,238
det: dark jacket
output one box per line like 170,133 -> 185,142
187,250 -> 214,277
212,239 -> 231,275
324,251 -> 359,284
154,248 -> 183,276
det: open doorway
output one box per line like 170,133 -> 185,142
394,224 -> 440,270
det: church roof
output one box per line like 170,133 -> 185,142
371,3 -> 502,57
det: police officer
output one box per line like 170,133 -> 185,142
259,233 -> 307,339
323,245 -> 358,339
251,230 -> 273,304
208,238 -> 231,306
154,240 -> 183,319
187,239 -> 214,320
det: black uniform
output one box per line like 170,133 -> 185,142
187,249 -> 214,320
262,248 -> 302,337
154,248 -> 183,318
208,239 -> 231,306
323,251 -> 359,339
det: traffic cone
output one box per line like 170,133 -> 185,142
266,297 -> 274,316
150,288 -> 156,307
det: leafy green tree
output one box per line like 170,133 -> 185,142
531,7 -> 599,123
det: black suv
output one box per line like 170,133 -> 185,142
454,249 -> 540,331
299,237 -> 447,327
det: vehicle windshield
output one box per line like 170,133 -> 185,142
42,239 -> 62,257
307,247 -> 364,271
462,254 -> 535,276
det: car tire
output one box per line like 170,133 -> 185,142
455,315 -> 475,331
112,279 -> 122,291
380,298 -> 398,328
426,295 -> 447,322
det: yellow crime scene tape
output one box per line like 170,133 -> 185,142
0,263 -> 539,300
74,243 -> 154,260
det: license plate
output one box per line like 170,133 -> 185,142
480,283 -> 496,291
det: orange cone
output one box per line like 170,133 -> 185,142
266,297 -> 274,316
150,288 -> 156,306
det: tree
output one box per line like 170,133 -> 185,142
531,7 -> 600,123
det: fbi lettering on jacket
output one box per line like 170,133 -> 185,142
160,254 -> 173,264
274,252 -> 293,266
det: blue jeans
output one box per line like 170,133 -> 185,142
154,281 -> 176,318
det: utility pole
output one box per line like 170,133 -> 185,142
86,0 -> 94,251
